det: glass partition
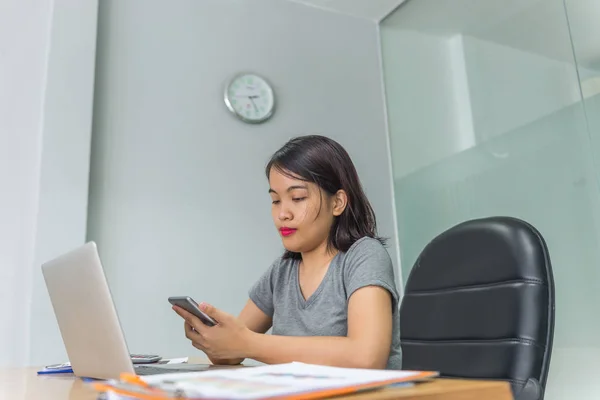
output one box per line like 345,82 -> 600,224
380,0 -> 600,398
566,0 -> 600,186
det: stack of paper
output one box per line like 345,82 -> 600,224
92,362 -> 437,399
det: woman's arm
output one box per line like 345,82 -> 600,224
245,286 -> 393,369
240,299 -> 273,334
176,287 -> 393,368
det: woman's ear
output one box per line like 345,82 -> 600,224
332,190 -> 348,217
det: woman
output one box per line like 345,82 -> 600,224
173,135 -> 402,369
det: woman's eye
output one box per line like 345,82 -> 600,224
271,200 -> 280,205
292,197 -> 306,202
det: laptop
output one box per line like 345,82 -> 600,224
41,241 -> 212,379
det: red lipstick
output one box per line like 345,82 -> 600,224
280,227 -> 297,237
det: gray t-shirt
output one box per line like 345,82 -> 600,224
249,237 -> 402,370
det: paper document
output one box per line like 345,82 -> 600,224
165,357 -> 188,364
93,362 -> 437,399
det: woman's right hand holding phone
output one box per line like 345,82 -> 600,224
172,298 -> 273,366
173,303 -> 250,365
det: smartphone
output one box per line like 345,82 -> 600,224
168,296 -> 217,327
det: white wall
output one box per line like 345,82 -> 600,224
87,0 -> 399,359
0,0 -> 53,368
0,0 -> 98,367
28,1 -> 99,366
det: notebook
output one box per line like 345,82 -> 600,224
92,362 -> 438,399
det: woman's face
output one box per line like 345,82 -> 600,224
268,168 -> 342,254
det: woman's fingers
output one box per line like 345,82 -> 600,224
184,321 -> 202,340
175,307 -> 208,334
184,322 -> 193,339
192,341 -> 206,352
185,321 -> 209,352
177,305 -> 219,356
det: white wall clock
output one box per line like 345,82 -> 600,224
224,73 -> 275,124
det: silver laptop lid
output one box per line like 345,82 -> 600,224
41,242 -> 135,379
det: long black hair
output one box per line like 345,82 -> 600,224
266,135 -> 386,259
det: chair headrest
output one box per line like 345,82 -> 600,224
406,216 -> 552,293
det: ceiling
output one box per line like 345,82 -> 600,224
287,0 -> 406,21
381,0 -> 600,69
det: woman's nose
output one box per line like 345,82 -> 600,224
278,205 -> 292,221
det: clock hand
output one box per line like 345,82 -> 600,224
248,96 -> 259,112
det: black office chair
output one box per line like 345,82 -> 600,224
400,216 -> 555,400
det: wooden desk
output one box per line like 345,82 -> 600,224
0,365 -> 513,400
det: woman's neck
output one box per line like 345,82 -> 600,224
300,242 -> 338,271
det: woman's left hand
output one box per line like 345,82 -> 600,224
172,303 -> 253,361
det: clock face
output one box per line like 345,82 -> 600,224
224,73 -> 275,123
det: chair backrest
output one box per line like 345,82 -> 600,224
400,216 -> 555,400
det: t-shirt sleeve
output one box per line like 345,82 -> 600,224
343,238 -> 400,309
248,258 -> 280,317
